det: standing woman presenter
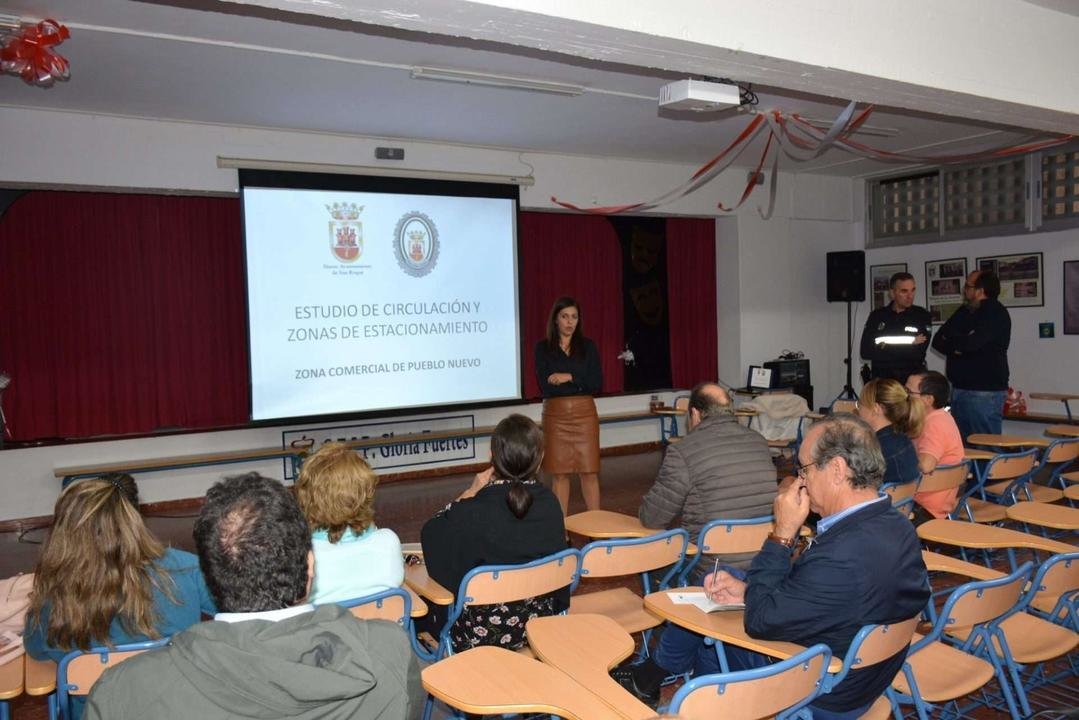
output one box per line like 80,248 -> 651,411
534,296 -> 603,513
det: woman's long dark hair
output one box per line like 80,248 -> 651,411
545,296 -> 584,356
491,414 -> 545,519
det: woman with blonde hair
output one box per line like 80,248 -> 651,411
294,442 -> 403,604
25,478 -> 215,717
857,378 -> 924,486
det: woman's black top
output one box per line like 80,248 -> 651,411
420,479 -> 568,651
534,338 -> 603,397
876,425 -> 920,486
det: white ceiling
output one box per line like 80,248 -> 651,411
0,0 -> 1055,177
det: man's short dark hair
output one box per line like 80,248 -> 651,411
806,414 -> 885,491
193,473 -> 311,613
917,371 -> 951,410
889,272 -> 915,289
975,271 -> 1001,299
689,382 -> 731,419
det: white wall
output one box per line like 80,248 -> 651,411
0,107 -> 857,520
862,226 -> 1079,414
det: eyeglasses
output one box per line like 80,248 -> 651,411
796,461 -> 816,479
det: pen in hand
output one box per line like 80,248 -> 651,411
707,555 -> 720,600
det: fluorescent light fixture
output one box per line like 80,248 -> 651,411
410,66 -> 583,97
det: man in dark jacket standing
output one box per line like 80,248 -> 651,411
859,272 -> 933,382
931,270 -> 1011,439
86,474 -> 422,720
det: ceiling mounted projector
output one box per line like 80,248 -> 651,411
659,79 -> 741,112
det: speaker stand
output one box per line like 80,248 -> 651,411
834,300 -> 859,403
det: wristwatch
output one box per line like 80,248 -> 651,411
767,532 -> 797,549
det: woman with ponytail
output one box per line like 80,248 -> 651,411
856,378 -> 924,486
421,414 -> 566,651
25,478 -> 215,718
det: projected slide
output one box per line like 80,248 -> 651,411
243,185 -> 520,421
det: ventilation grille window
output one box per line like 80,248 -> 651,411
943,159 -> 1025,231
1042,149 -> 1079,220
872,171 -> 939,239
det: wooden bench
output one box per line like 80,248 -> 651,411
55,446 -> 308,487
53,408 -> 677,488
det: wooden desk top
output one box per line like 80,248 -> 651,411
1065,484 -> 1079,502
921,550 -> 1005,581
404,564 -> 454,606
1045,425 -> 1079,438
917,519 -> 1075,554
526,614 -> 653,720
421,646 -> 623,720
403,585 -> 428,617
1005,501 -> 1079,531
643,589 -> 841,672
0,655 -> 23,701
23,655 -> 55,696
963,448 -> 996,461
966,434 -> 1050,448
565,511 -> 653,539
1030,393 -> 1079,402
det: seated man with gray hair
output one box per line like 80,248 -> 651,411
705,414 -> 929,719
86,473 -> 422,720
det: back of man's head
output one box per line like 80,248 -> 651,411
689,382 -> 732,420
917,371 -> 951,410
806,414 -> 885,491
194,473 -> 312,613
975,271 -> 1001,300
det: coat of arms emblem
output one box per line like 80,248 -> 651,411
393,211 -> 439,277
327,202 -> 364,263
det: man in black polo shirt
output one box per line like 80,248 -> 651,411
931,270 -> 1011,439
859,272 -> 932,383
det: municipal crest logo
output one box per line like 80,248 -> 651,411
327,202 -> 364,264
393,212 -> 439,277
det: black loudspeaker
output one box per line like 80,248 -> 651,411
826,250 -> 866,302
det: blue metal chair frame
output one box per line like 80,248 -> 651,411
55,637 -> 170,720
821,618 -> 920,718
890,563 -> 1033,720
880,479 -> 920,515
335,587 -> 435,662
573,529 -> 688,660
961,448 -> 1040,510
678,515 -> 774,587
667,642 -> 832,720
421,548 -> 580,720
437,548 -> 581,660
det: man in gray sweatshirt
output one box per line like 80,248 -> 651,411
86,473 -> 422,720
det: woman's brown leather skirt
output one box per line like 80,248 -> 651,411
541,395 -> 600,474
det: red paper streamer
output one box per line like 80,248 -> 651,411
1,19 -> 71,87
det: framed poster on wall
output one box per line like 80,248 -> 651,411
976,252 -> 1043,308
1066,260 -> 1079,335
869,263 -> 908,310
925,257 -> 967,324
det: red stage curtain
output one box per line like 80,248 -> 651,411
518,212 -> 624,399
0,191 -> 248,440
667,217 -> 718,389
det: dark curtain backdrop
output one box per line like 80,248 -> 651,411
0,195 -> 713,442
611,216 -> 672,391
0,191 -> 249,441
518,212 -> 624,399
667,217 -> 718,388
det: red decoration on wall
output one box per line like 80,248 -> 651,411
1,19 -> 71,87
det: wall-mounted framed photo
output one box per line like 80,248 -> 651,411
869,263 -> 908,310
976,252 -> 1043,308
924,257 -> 967,324
1065,260 -> 1079,335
